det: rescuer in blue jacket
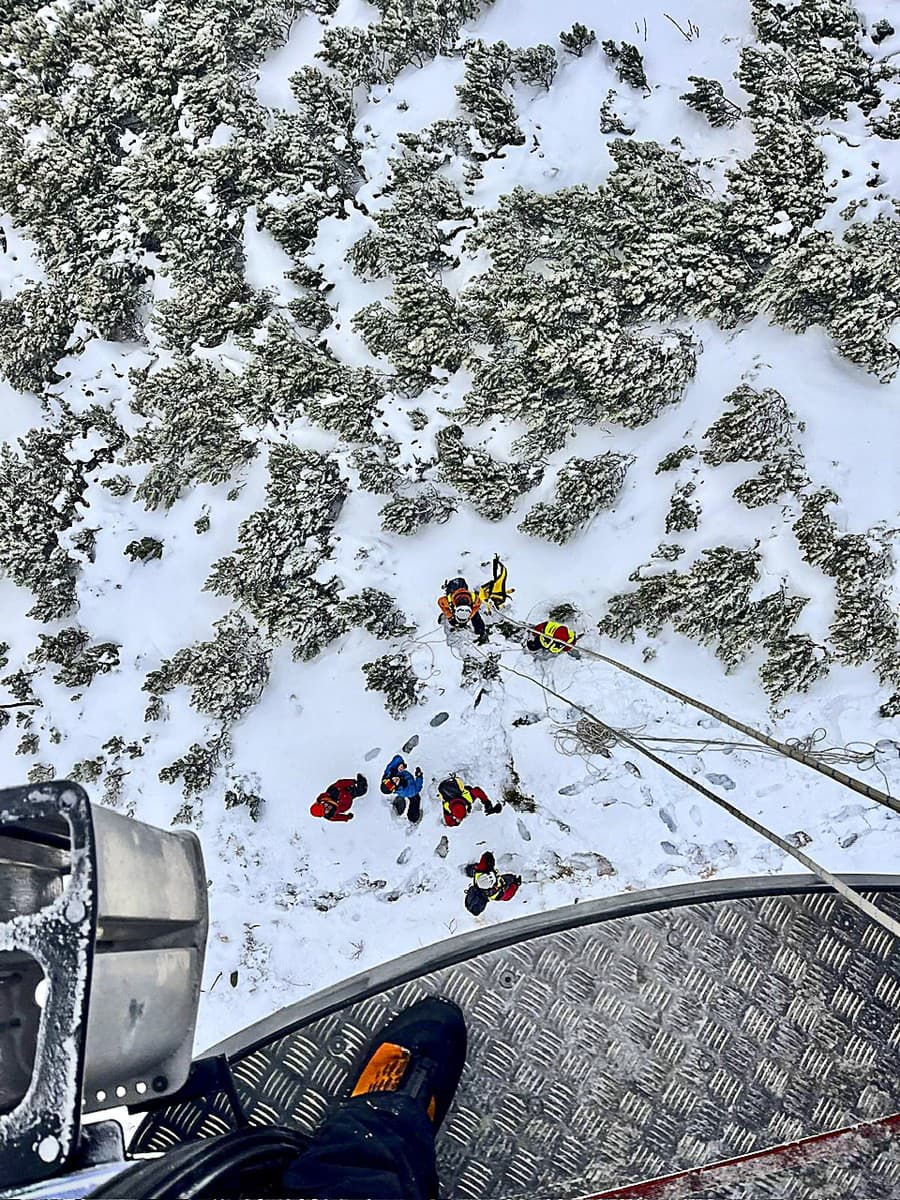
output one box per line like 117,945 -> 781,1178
380,754 -> 424,823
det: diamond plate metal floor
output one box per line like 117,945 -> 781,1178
133,880 -> 900,1198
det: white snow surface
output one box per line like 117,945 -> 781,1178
2,0 -> 900,1053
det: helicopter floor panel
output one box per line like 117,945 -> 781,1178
131,878 -> 900,1198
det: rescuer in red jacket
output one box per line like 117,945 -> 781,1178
310,774 -> 368,822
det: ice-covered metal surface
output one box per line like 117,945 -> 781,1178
133,880 -> 900,1198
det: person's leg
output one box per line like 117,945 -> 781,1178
354,773 -> 368,797
407,791 -> 422,824
281,1092 -> 437,1200
282,998 -> 465,1200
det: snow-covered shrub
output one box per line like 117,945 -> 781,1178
601,548 -> 814,684
354,273 -> 468,393
870,97 -> 900,139
319,0 -> 491,84
153,274 -> 271,354
513,45 -> 558,90
0,284 -> 74,394
101,475 -> 134,498
336,589 -> 413,640
160,732 -> 231,798
600,91 -> 634,136
127,360 -> 257,509
206,446 -> 349,661
680,76 -> 742,126
749,0 -> 883,119
0,430 -> 83,620
602,41 -> 648,91
656,445 -> 696,473
224,779 -> 264,822
353,442 -> 405,496
436,424 -> 542,520
703,386 -> 795,466
349,156 -> 470,280
725,108 -> 828,259
30,628 -> 120,689
144,612 -> 271,723
734,456 -> 809,508
380,489 -> 457,535
665,481 -> 701,534
755,221 -> 900,380
456,40 -> 524,155
761,635 -> 830,702
460,652 -> 501,690
559,23 -> 596,57
519,453 -> 633,544
242,318 -> 382,443
124,537 -> 163,563
362,653 -> 423,718
793,488 -> 839,568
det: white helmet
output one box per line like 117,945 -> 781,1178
455,605 -> 473,623
476,870 -> 499,892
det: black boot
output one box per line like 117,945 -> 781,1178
349,997 -> 467,1130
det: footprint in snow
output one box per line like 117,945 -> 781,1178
429,712 -> 450,727
659,806 -> 677,833
402,734 -> 420,753
517,818 -> 532,842
396,847 -> 411,865
705,774 -> 735,790
364,747 -> 381,762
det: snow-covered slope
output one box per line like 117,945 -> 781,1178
1,0 -> 900,1048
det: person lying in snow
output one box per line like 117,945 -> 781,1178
310,774 -> 368,822
437,556 -> 513,644
464,851 -> 521,916
438,775 -> 501,826
525,620 -> 578,655
381,754 -> 424,823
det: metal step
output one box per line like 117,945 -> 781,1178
132,876 -> 900,1198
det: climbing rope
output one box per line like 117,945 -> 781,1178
498,615 -> 900,817
482,650 -> 900,942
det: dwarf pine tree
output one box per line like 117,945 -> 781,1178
755,221 -> 900,380
0,429 -> 85,621
160,731 -> 231,799
559,23 -> 596,57
30,628 -> 120,689
656,445 -> 696,473
703,385 -> 796,465
513,45 -> 558,90
362,653 -> 423,718
336,589 -> 413,640
665,482 -> 701,534
701,384 -> 809,514
380,488 -> 457,536
144,612 -> 271,723
680,76 -> 742,127
602,41 -> 648,91
206,445 -> 349,661
600,547 -> 818,697
600,90 -> 634,135
353,272 -> 468,394
436,425 -> 542,520
519,453 -> 633,544
457,40 -> 524,155
0,284 -> 75,394
127,359 -> 257,509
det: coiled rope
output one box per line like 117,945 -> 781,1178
499,615 -> 900,817
480,650 -> 900,942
